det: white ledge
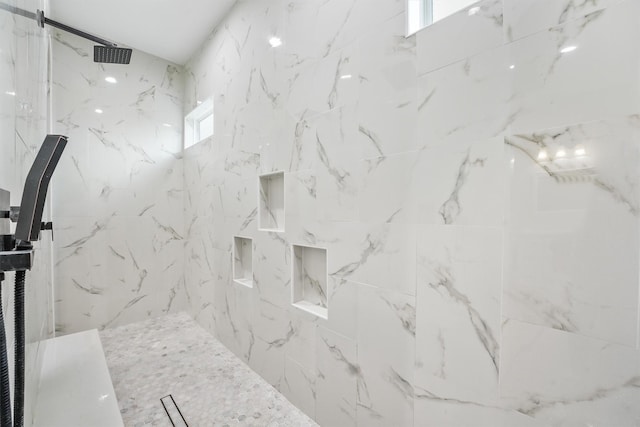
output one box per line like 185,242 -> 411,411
34,330 -> 123,427
292,301 -> 328,320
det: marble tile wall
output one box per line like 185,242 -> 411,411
182,0 -> 640,425
51,32 -> 187,334
0,1 -> 54,426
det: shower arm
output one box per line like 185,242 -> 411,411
0,3 -> 117,47
36,10 -> 118,48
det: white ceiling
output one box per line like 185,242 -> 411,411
48,0 -> 237,65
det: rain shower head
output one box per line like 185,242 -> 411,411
0,5 -> 133,64
94,46 -> 132,64
37,9 -> 133,64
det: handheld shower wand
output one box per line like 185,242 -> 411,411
0,135 -> 67,427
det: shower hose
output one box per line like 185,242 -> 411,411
0,273 -> 11,427
0,270 -> 26,427
14,270 -> 25,427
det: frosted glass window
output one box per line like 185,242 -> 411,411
407,0 -> 480,34
184,97 -> 214,149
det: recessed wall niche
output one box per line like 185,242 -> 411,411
233,236 -> 253,288
258,171 -> 285,232
291,244 -> 328,319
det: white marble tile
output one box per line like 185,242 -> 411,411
361,139 -> 505,227
313,106 -> 360,222
282,356 -> 317,419
414,399 -> 543,427
359,13 -> 417,105
285,170 -> 317,220
507,1 -> 640,133
53,214 -> 186,334
52,30 -> 185,334
357,14 -> 417,161
282,0 -> 323,67
322,276 -> 358,340
500,319 -> 640,426
417,45 -> 512,148
359,151 -> 420,224
316,327 -> 357,427
327,222 -> 417,296
503,0 -> 625,42
415,225 -> 502,406
358,97 -> 417,159
253,231 -> 291,309
314,0 -> 360,59
285,308 -> 318,373
286,42 -> 359,120
357,284 -> 415,426
226,279 -> 257,362
246,299 -> 289,389
414,137 -> 505,226
283,115 -> 316,174
416,0 -> 503,75
504,117 -> 640,346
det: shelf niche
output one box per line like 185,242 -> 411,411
233,236 -> 253,288
291,244 -> 328,319
258,171 -> 285,232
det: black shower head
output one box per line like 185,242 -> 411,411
94,46 -> 132,64
36,9 -> 134,65
0,6 -> 134,65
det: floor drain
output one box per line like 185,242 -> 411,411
160,394 -> 189,427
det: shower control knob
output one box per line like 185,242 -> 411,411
9,207 -> 20,223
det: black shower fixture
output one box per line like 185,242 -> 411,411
15,135 -> 68,243
0,3 -> 132,64
0,134 -> 68,427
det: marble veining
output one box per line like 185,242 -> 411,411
52,27 -> 187,334
181,0 -> 640,425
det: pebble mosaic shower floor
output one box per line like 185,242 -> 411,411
100,313 -> 317,427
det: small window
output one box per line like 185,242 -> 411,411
407,0 -> 480,34
184,98 -> 214,149
407,0 -> 430,35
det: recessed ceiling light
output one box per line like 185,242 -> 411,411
560,45 -> 577,54
509,64 -> 515,70
556,148 -> 566,158
340,74 -> 352,80
269,36 -> 282,48
537,149 -> 547,160
574,145 -> 586,156
95,108 -> 103,114
5,91 -> 15,96
105,76 -> 117,84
